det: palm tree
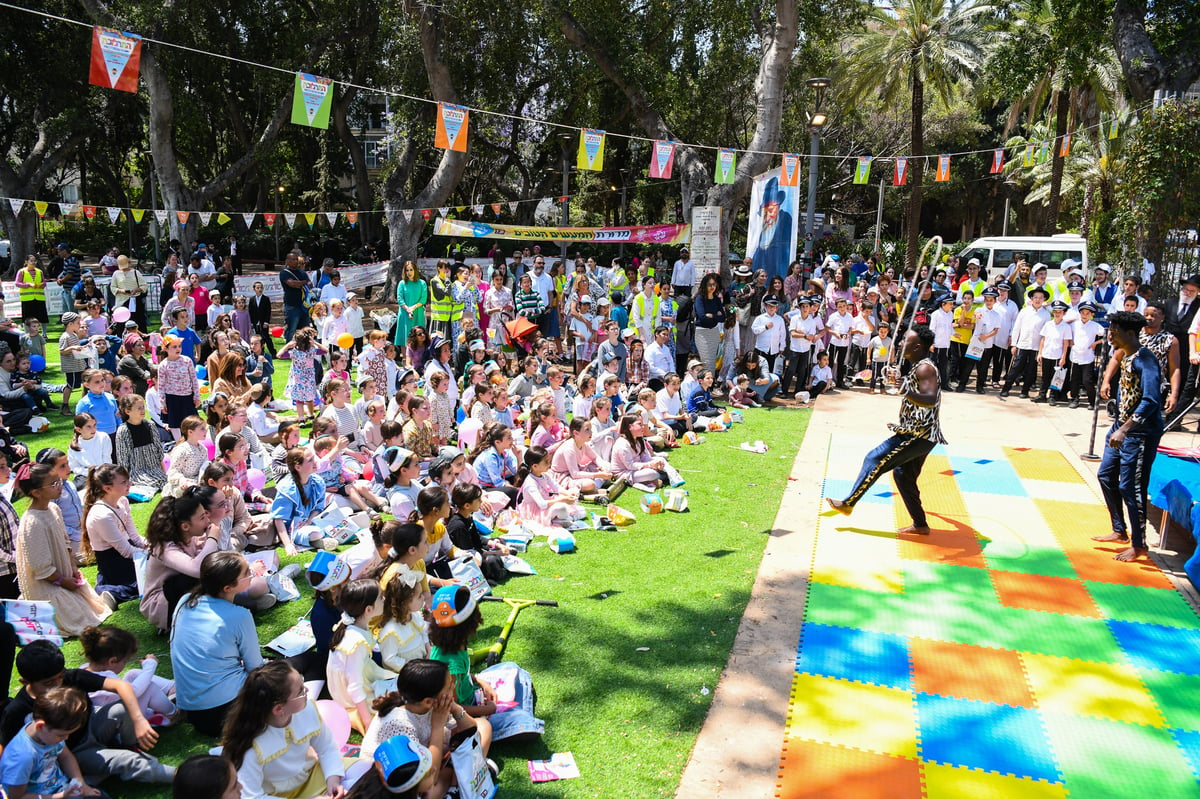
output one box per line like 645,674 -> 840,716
841,0 -> 994,274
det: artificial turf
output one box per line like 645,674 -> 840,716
13,335 -> 810,798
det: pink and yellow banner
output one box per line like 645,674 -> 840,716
434,217 -> 691,245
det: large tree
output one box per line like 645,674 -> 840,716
1112,0 -> 1200,107
841,0 -> 993,273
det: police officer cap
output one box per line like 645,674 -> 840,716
1050,300 -> 1069,311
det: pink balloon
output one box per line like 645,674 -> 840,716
246,468 -> 267,493
316,700 -> 352,750
162,455 -> 171,473
203,439 -> 216,460
112,306 -> 131,323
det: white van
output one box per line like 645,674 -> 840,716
957,235 -> 1088,280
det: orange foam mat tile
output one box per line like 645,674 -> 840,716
990,570 -> 1103,618
898,529 -> 988,569
921,762 -> 1068,799
1003,447 -> 1088,483
777,740 -> 924,799
910,638 -> 1036,708
1034,498 -> 1172,588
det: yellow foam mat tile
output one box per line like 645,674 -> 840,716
1020,652 -> 1167,728
1004,447 -> 1086,483
921,762 -> 1068,799
811,533 -> 906,593
968,501 -> 1061,546
1022,479 -> 1099,504
785,673 -> 919,758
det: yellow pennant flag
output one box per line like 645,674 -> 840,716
217,212 -> 231,225
577,129 -> 605,171
304,213 -> 316,227
130,208 -> 144,222
34,201 -> 48,218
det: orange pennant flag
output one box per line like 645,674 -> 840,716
780,154 -> 802,187
434,103 -> 469,152
935,155 -> 951,182
176,211 -> 190,224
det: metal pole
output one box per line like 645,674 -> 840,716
148,155 -> 161,266
874,178 -> 884,255
803,129 -> 819,267
560,150 -> 569,262
618,183 -> 627,259
1003,196 -> 1011,236
1080,343 -> 1109,461
274,188 -> 281,262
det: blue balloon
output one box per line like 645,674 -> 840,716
29,354 -> 45,373
196,366 -> 207,380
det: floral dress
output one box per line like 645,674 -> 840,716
285,346 -> 320,402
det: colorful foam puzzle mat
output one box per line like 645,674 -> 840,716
776,435 -> 1200,799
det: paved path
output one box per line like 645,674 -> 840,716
676,388 -> 1199,798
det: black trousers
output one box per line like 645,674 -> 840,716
0,572 -> 18,700
780,350 -> 809,395
934,347 -> 951,389
1040,357 -> 1065,399
957,347 -> 995,392
830,346 -> 849,387
1069,361 -> 1096,403
756,349 -> 782,375
1002,348 -> 1039,395
990,346 -> 1012,384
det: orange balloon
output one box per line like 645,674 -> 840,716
337,332 -> 354,348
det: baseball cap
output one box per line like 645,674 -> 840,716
306,551 -> 351,592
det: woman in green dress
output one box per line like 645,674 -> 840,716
394,260 -> 429,346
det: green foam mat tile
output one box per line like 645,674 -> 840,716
1085,581 -> 1200,630
804,582 -> 913,637
1042,712 -> 1197,799
991,608 -> 1127,662
901,560 -> 998,596
1139,669 -> 1200,731
982,546 -> 1079,580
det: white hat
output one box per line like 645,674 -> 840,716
597,296 -> 612,306
579,294 -> 592,304
968,257 -> 981,266
1095,263 -> 1112,273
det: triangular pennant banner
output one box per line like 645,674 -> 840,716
649,140 -> 676,179
1037,140 -> 1050,164
345,212 -> 358,227
304,213 -> 316,227
421,209 -> 433,221
990,148 -> 1006,174
58,203 -> 76,217
935,154 -> 951,182
8,199 -> 25,216
1024,144 -> 1036,167
1059,134 -> 1072,157
781,153 -> 802,187
284,213 -> 297,227
291,72 -> 334,129
217,212 -> 231,225
106,207 -> 122,224
176,211 -> 190,225
715,148 -> 737,184
130,208 -> 145,223
401,209 -> 413,223
325,212 -> 338,227
490,203 -> 502,216
242,213 -> 256,228
434,103 -> 469,152
263,213 -> 276,227
472,205 -> 483,216
507,202 -> 517,214
438,207 -> 449,218
154,209 -> 168,225
198,211 -> 212,225
82,205 -> 97,220
577,129 -> 606,171
853,156 -> 872,185
1108,119 -> 1119,140
34,201 -> 48,218
893,158 -> 908,186
89,27 -> 142,93
455,206 -> 466,214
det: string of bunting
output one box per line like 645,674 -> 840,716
3,0 -> 1134,185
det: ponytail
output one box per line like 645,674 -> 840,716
330,579 -> 382,649
70,412 -> 95,452
516,445 -> 549,487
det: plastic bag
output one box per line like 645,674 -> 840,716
1050,365 -> 1068,392
449,555 -> 491,601
5,600 -> 63,646
606,505 -> 637,526
451,733 -> 497,799
663,489 -> 689,512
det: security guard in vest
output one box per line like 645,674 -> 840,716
15,255 -> 47,323
428,259 -> 456,341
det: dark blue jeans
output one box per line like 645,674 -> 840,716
1097,426 -> 1161,549
284,303 -> 310,341
842,434 -> 936,527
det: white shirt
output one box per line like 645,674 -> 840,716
672,258 -> 695,288
530,270 -> 554,306
1111,293 -> 1147,314
655,388 -> 683,419
631,292 -> 661,340
930,307 -> 954,349
810,363 -> 833,386
645,339 -> 674,378
826,311 -> 853,347
344,304 -> 365,337
789,314 -> 823,353
1069,319 -> 1102,364
994,299 -> 1019,347
751,311 -> 787,354
850,315 -> 873,348
1012,305 -> 1050,350
319,283 -> 347,303
236,701 -> 345,799
972,305 -> 1002,348
188,260 -> 216,285
1038,319 -> 1073,360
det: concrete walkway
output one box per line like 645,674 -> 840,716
675,387 -> 1199,798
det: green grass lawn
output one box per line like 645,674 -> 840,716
18,334 -> 809,798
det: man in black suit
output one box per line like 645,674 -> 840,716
1166,274 -> 1200,426
248,279 -> 275,355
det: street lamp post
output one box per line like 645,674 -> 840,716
274,185 -> 284,262
613,169 -> 629,259
803,77 -> 831,273
559,133 -> 573,263
144,151 -> 161,267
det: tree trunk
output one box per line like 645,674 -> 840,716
1112,0 -> 1200,107
1046,90 -> 1069,232
905,71 -> 925,276
548,0 -> 798,251
0,209 -> 37,276
331,86 -> 376,247
382,0 -> 471,295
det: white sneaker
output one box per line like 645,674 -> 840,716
319,537 -> 339,551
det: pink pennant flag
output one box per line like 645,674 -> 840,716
649,140 -> 675,179
421,209 -> 433,221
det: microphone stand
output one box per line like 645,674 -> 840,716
1081,342 -> 1110,462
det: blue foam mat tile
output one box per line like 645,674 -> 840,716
915,693 -> 1062,783
1108,620 -> 1200,676
795,623 -> 912,690
1171,729 -> 1200,783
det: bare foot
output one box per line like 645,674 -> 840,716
1114,546 -> 1148,562
1091,532 -> 1129,543
826,498 -> 851,516
898,525 -> 931,535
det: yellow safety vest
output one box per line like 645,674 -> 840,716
429,277 -> 454,322
18,267 -> 44,302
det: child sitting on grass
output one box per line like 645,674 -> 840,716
313,435 -> 388,518
327,579 -> 397,733
0,686 -> 101,799
79,626 -> 176,726
378,566 -> 430,674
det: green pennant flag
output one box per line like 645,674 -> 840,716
715,148 -> 736,184
1037,140 -> 1050,164
853,156 -> 872,185
292,73 -> 333,129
